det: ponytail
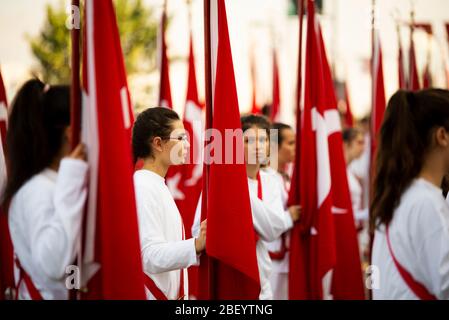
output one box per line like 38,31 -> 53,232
2,79 -> 70,206
371,89 -> 449,229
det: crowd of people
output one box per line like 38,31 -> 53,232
2,78 -> 449,299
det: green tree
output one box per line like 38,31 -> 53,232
29,0 -> 158,84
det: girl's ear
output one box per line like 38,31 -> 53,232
152,136 -> 164,153
435,127 -> 449,148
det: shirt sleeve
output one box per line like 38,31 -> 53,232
29,158 -> 88,280
415,200 -> 449,299
250,177 -> 293,242
135,185 -> 199,274
191,193 -> 202,238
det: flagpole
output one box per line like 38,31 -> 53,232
368,0 -> 376,301
200,0 -> 214,300
296,0 -> 305,119
409,1 -> 415,90
159,0 -> 168,106
70,3 -> 82,299
70,0 -> 81,150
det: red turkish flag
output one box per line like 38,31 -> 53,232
80,0 -> 146,299
271,50 -> 281,122
371,32 -> 386,163
178,35 -> 204,298
288,0 -> 336,299
198,0 -> 260,300
344,82 -> 354,128
0,68 -> 14,300
317,26 -> 365,300
158,3 -> 172,109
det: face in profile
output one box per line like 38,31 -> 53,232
244,125 -> 269,165
164,119 -> 190,166
278,128 -> 296,164
350,132 -> 365,160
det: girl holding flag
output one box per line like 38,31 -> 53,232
193,114 -> 300,299
132,107 -> 207,300
263,122 -> 296,300
3,79 -> 88,299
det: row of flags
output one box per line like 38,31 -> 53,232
250,49 -> 281,122
0,0 -> 369,301
397,22 -> 449,91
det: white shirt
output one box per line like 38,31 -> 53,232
0,140 -> 6,196
372,178 -> 449,300
347,168 -> 368,222
134,169 -> 198,300
348,133 -> 370,208
8,159 -> 88,300
262,167 -> 290,274
192,170 -> 293,299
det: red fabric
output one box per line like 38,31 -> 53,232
271,51 -> 281,122
256,171 -> 262,200
159,5 -> 172,109
144,228 -> 186,300
198,0 -> 260,300
143,274 -> 168,300
408,35 -> 420,91
250,54 -> 261,115
80,0 -> 146,299
398,39 -> 406,89
0,69 -> 7,147
14,258 -> 43,300
422,63 -> 432,88
414,23 -> 432,35
0,213 -> 13,300
288,1 -> 337,300
268,233 -> 288,261
386,226 -> 437,300
371,33 -> 386,164
317,27 -> 365,300
344,82 -> 354,128
0,69 -> 14,301
178,35 -> 204,299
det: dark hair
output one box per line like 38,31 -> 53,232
132,107 -> 180,162
3,79 -> 70,206
261,104 -> 271,118
240,114 -> 270,135
271,122 -> 292,145
371,89 -> 449,230
342,127 -> 361,144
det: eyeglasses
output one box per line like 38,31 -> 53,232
161,135 -> 189,143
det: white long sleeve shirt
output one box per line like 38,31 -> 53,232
372,178 -> 449,300
134,169 -> 199,300
192,169 -> 293,300
8,158 -> 88,300
262,167 -> 291,300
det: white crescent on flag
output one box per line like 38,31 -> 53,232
312,107 -> 331,208
80,0 -> 101,286
331,206 -> 348,215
